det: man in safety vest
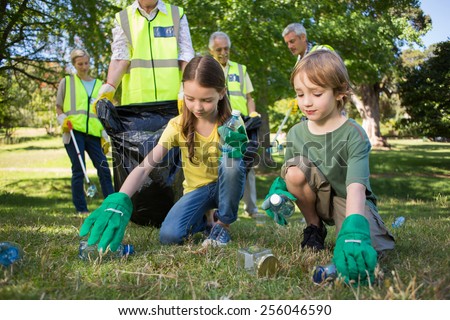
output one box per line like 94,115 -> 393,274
209,31 -> 260,218
97,0 -> 195,105
89,1 -> 194,228
281,23 -> 339,120
282,23 -> 334,64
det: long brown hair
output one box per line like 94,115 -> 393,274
181,55 -> 232,163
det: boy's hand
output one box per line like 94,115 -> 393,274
333,214 -> 378,285
262,177 -> 296,225
79,192 -> 133,252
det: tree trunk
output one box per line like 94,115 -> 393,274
352,84 -> 389,148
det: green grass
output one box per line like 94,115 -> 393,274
0,131 -> 449,300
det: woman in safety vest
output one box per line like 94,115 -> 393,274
55,49 -> 114,214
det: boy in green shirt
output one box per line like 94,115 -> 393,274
269,50 -> 394,285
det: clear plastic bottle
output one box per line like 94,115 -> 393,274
220,109 -> 246,155
392,216 -> 405,228
313,263 -> 337,284
0,241 -> 23,267
78,241 -> 134,261
261,194 -> 295,218
85,184 -> 97,198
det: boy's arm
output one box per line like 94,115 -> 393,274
345,183 -> 366,217
333,182 -> 377,285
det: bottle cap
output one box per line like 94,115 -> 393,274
231,109 -> 241,116
270,194 -> 282,206
122,244 -> 135,255
256,254 -> 279,277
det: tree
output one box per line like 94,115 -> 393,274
0,0 -> 118,131
301,0 -> 431,146
175,0 -> 430,147
398,40 -> 450,138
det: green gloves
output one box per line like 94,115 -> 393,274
218,125 -> 248,158
262,177 -> 297,226
333,214 -> 378,285
79,192 -> 133,252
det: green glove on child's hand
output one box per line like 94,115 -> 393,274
333,214 -> 378,285
262,177 -> 296,226
218,125 -> 248,158
79,192 -> 133,252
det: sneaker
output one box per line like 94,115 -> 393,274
77,211 -> 90,215
202,224 -> 231,247
245,210 -> 259,218
301,223 -> 327,251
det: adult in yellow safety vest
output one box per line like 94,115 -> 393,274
56,49 -> 114,214
282,23 -> 334,64
209,31 -> 260,218
282,23 -> 342,118
92,1 -> 194,228
97,0 -> 195,105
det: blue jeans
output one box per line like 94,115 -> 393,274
159,156 -> 246,244
64,130 -> 114,212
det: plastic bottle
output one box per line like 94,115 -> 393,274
392,216 -> 405,228
78,241 -> 134,261
261,194 -> 295,218
312,263 -> 337,284
85,184 -> 97,198
220,109 -> 246,155
0,242 -> 23,267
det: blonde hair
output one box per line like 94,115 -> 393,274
291,50 -> 352,110
70,49 -> 90,65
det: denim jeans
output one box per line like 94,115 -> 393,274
159,156 -> 246,244
64,130 -> 114,212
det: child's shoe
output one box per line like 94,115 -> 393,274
202,224 -> 231,247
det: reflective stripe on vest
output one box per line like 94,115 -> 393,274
310,44 -> 334,53
117,4 -> 182,105
227,61 -> 248,115
63,75 -> 103,137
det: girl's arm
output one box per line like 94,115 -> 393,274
345,182 -> 366,216
119,144 -> 169,197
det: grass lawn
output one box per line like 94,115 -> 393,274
0,130 -> 449,300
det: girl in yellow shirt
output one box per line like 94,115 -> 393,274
80,56 -> 247,250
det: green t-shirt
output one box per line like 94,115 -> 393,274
284,118 -> 376,203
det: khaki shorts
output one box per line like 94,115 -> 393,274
282,156 -> 395,252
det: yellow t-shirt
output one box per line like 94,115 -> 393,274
157,115 -> 220,194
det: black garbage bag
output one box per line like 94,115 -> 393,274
97,99 -> 183,227
242,115 -> 262,169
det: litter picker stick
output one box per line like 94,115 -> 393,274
67,121 -> 90,184
271,105 -> 293,147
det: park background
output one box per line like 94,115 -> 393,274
0,0 -> 449,301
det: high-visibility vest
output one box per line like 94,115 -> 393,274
117,3 -> 183,105
310,44 -> 334,53
63,75 -> 103,137
226,60 -> 248,116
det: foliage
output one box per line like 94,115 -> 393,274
0,0 -> 119,130
398,40 -> 450,138
0,133 -> 449,299
0,0 -> 438,141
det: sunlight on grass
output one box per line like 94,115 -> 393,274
0,131 -> 449,299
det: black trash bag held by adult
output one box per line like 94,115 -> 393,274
242,115 -> 262,170
96,99 -> 183,227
